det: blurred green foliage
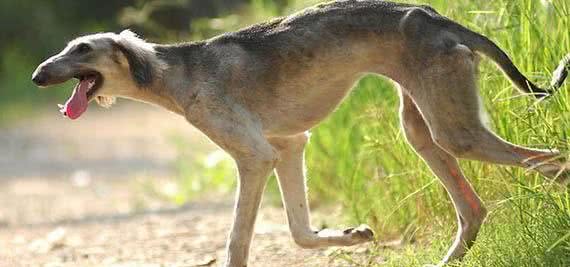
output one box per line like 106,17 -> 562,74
0,1 -> 131,123
0,0 -> 269,123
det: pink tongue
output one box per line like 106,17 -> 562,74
62,78 -> 92,120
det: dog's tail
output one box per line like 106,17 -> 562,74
454,24 -> 570,98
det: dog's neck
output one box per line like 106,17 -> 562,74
118,42 -> 209,116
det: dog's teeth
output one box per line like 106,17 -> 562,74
58,104 -> 64,108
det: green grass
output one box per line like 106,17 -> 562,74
304,0 -> 570,266
170,0 -> 570,266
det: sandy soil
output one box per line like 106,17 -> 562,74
0,102 -> 372,267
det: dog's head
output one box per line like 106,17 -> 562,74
31,30 -> 159,119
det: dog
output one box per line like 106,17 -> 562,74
31,1 -> 570,266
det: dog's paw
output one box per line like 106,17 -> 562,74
533,161 -> 570,185
314,224 -> 374,246
342,224 -> 375,242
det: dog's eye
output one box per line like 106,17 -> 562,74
75,43 -> 92,54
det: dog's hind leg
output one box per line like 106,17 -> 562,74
399,91 -> 487,264
268,133 -> 374,249
406,41 -> 569,183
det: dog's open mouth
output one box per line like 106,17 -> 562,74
59,72 -> 103,120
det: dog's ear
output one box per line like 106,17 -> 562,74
113,31 -> 153,87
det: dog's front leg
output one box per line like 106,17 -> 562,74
226,151 -> 276,267
186,93 -> 278,267
269,133 -> 374,249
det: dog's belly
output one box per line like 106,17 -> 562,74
250,35 -> 405,136
259,73 -> 365,136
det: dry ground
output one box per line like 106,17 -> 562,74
0,102 -> 372,267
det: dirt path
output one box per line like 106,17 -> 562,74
0,102 -> 369,267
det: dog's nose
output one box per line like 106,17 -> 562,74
31,70 -> 49,86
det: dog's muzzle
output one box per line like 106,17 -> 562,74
31,67 -> 50,87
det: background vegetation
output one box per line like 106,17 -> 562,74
1,0 -> 569,266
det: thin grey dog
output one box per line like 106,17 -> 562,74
32,1 -> 570,266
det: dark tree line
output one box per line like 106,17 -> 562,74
0,0 -> 292,111
0,0 -> 288,115
0,0 -> 257,64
